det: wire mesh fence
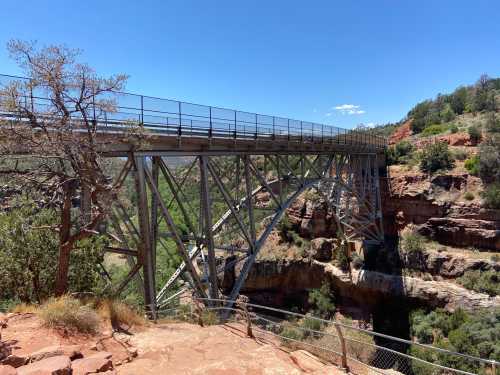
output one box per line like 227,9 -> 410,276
156,298 -> 498,375
0,73 -> 386,150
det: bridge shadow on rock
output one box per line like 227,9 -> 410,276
363,234 -> 414,374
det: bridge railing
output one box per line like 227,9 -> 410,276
157,297 -> 498,375
0,73 -> 387,150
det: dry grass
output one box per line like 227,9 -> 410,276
10,302 -> 38,314
39,295 -> 100,334
96,299 -> 146,329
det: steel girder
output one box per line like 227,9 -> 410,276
99,152 -> 384,315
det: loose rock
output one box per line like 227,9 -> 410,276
17,355 -> 71,375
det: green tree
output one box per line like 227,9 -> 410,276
308,281 -> 335,319
450,87 -> 468,115
0,40 -> 129,295
440,103 -> 455,123
419,141 -> 454,173
0,200 -> 106,303
478,135 -> 500,183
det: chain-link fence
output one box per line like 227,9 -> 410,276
157,298 -> 498,375
0,73 -> 386,150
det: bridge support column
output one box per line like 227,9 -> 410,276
134,156 -> 157,319
199,156 -> 219,302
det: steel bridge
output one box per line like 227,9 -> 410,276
0,74 -> 386,318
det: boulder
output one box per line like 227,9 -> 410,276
1,355 -> 27,368
0,365 -> 17,375
30,345 -> 82,363
308,238 -> 333,261
17,355 -> 71,375
71,352 -> 113,375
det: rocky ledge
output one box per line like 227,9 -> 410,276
237,258 -> 500,312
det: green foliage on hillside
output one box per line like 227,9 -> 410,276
421,123 -> 449,137
457,270 -> 499,297
409,308 -> 500,374
407,75 -> 500,134
0,200 -> 106,304
464,155 -> 480,175
481,183 -> 500,209
419,141 -> 455,173
401,231 -> 426,254
386,141 -> 414,165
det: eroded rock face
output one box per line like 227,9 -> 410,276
401,249 -> 499,278
382,173 -> 500,250
240,259 -> 500,312
287,197 -> 338,238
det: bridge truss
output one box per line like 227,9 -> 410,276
104,150 -> 384,319
0,73 -> 386,318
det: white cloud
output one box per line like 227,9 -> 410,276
325,112 -> 332,117
313,108 -> 318,113
334,104 -> 366,115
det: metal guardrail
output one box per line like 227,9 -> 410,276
157,297 -> 498,375
0,73 -> 387,150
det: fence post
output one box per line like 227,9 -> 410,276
209,107 -> 213,138
492,362 -> 496,375
178,101 -> 182,137
237,296 -> 253,338
334,323 -> 349,372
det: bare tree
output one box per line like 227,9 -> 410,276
0,40 -> 129,295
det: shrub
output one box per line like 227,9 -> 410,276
97,299 -> 146,328
386,140 -> 414,165
301,314 -> 323,335
452,148 -> 468,161
468,125 -> 482,143
457,270 -> 499,296
308,281 -> 335,319
421,124 -> 448,136
464,155 -> 480,176
401,232 -> 426,254
280,324 -> 305,343
481,183 -> 500,209
478,135 -> 500,183
485,112 -> 500,133
463,192 -> 474,201
419,141 -> 454,173
39,296 -> 100,334
450,124 -> 459,133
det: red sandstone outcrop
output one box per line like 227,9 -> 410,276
389,121 -> 412,145
382,172 -> 500,250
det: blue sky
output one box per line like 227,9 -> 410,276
1,1 -> 499,129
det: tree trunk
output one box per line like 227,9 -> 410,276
55,183 -> 74,296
